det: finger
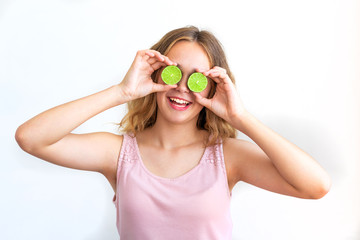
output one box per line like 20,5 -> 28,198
203,69 -> 219,77
194,67 -> 209,74
193,92 -> 212,109
145,50 -> 160,59
144,51 -> 161,66
213,66 -> 227,74
145,50 -> 165,62
147,57 -> 159,65
205,71 -> 222,84
147,50 -> 177,65
163,56 -> 177,66
152,83 -> 177,93
208,76 -> 221,84
149,57 -> 176,68
209,71 -> 221,78
208,71 -> 231,84
144,51 -> 155,57
217,72 -> 232,84
205,67 -> 226,76
146,54 -> 170,65
204,73 -> 221,84
151,62 -> 166,71
194,69 -> 220,84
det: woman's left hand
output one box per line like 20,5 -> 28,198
193,66 -> 247,125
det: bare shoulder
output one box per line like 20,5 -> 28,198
223,137 -> 253,150
223,137 -> 259,183
99,133 -> 124,176
223,137 -> 258,161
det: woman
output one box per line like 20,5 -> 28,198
15,26 -> 331,239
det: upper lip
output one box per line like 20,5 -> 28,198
167,96 -> 192,103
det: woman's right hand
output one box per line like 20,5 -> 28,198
118,50 -> 178,102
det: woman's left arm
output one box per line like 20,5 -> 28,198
194,67 -> 331,199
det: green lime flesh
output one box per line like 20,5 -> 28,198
187,72 -> 208,92
161,66 -> 182,85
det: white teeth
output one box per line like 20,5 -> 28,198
170,98 -> 190,105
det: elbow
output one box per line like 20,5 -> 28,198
310,186 -> 330,199
15,125 -> 35,153
309,175 -> 332,200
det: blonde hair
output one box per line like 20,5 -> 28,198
119,26 -> 237,146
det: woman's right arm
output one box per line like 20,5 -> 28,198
15,50 -> 177,176
15,85 -> 127,174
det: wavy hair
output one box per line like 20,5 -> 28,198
119,26 -> 237,146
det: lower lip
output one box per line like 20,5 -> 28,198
167,98 -> 192,111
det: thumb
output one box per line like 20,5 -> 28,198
152,83 -> 177,93
194,92 -> 212,109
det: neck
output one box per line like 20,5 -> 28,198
142,114 -> 207,149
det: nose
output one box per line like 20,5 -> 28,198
175,76 -> 190,93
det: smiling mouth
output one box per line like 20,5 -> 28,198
169,97 -> 191,106
167,97 -> 193,110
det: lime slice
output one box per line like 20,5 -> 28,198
187,72 -> 208,92
161,65 -> 182,85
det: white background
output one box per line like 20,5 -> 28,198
1,0 -> 359,239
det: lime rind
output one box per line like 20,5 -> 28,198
187,72 -> 208,92
161,65 -> 182,85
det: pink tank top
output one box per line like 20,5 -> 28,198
112,134 -> 233,239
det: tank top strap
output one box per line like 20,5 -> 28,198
118,133 -> 139,165
203,137 -> 227,175
113,133 -> 138,204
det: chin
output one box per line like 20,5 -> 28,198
160,111 -> 198,125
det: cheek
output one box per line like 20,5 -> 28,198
156,92 -> 165,103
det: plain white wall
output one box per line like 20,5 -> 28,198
1,0 -> 359,239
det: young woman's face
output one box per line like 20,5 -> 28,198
156,40 -> 212,125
